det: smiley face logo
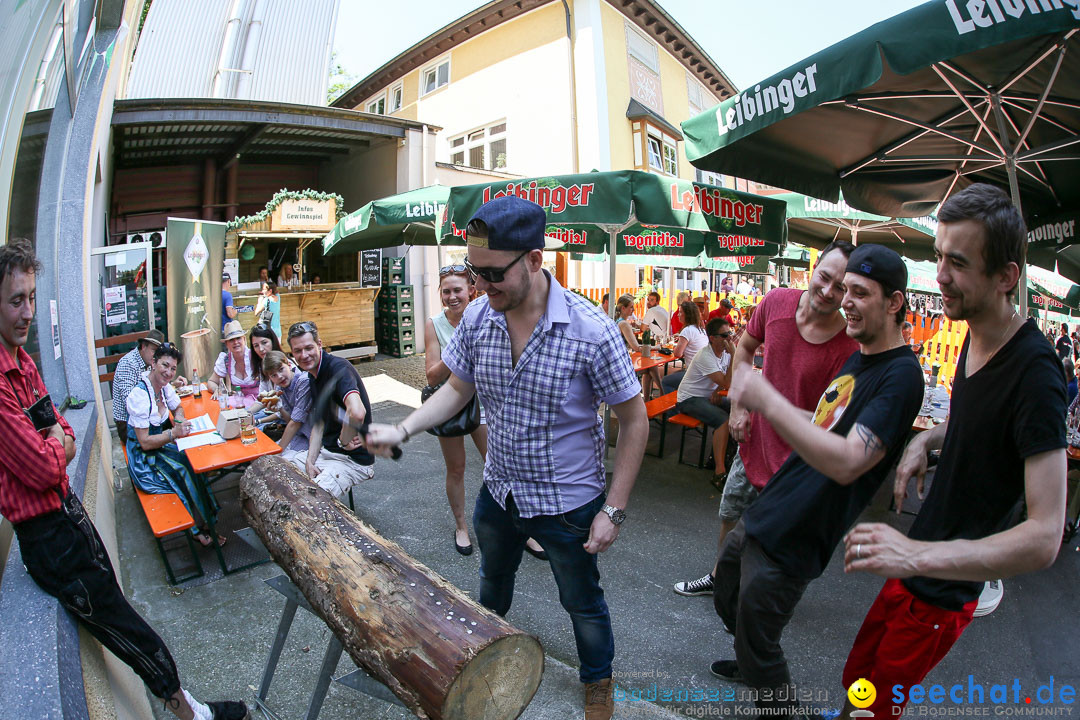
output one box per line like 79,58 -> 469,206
847,677 -> 876,709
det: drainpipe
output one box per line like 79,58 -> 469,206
212,0 -> 244,97
234,0 -> 265,100
558,0 -> 578,289
560,0 -> 579,174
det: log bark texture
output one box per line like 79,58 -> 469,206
240,457 -> 544,720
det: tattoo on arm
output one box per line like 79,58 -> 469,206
855,424 -> 884,456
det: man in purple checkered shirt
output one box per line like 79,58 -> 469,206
367,196 -> 648,720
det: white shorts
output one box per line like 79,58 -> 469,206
285,447 -> 374,499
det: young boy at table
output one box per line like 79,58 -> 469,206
262,350 -> 313,471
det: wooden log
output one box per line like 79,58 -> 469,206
240,457 -> 544,720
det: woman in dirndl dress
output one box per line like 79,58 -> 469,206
125,343 -> 223,546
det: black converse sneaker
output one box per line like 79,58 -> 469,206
673,573 -> 714,597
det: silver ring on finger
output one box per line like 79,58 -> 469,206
856,543 -> 862,560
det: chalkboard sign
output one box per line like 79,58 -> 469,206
360,249 -> 381,288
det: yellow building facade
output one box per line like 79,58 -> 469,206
334,0 -> 736,186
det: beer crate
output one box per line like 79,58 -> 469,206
378,295 -> 413,314
379,337 -> 415,357
382,256 -> 406,272
381,284 -> 413,301
382,268 -> 405,286
381,325 -> 415,343
378,311 -> 414,330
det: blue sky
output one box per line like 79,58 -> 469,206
333,0 -> 926,93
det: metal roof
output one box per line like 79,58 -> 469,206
125,0 -> 339,106
110,98 -> 434,169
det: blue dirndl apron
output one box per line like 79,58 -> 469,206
125,380 -> 212,530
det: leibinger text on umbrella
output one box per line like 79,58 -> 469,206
947,0 -> 1080,36
714,63 -> 819,136
670,185 -> 766,227
546,228 -> 587,245
404,201 -> 445,218
1028,218 -> 1076,246
622,231 -> 686,251
481,182 -> 596,214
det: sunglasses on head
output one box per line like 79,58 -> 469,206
288,321 -> 317,338
464,251 -> 529,284
439,264 -> 470,277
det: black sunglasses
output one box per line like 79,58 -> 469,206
464,252 -> 529,284
288,321 -> 317,338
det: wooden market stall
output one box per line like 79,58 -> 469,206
226,190 -> 378,347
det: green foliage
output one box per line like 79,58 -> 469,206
226,188 -> 346,232
327,50 -> 356,105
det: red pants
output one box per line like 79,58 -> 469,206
843,579 -> 976,715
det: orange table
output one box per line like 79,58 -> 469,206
176,390 -> 279,576
179,391 -> 282,473
1067,446 -> 1080,463
631,351 -> 677,374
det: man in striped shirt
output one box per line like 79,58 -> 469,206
0,240 -> 248,720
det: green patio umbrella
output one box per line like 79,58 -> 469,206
436,170 -> 787,320
682,1 -> 1079,312
770,244 -> 811,269
322,185 -> 456,255
781,192 -> 938,261
437,170 -> 786,259
1027,209 -> 1080,282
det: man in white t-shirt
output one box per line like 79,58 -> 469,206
676,317 -> 736,481
641,291 -> 670,340
736,278 -> 754,296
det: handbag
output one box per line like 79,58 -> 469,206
420,382 -> 481,437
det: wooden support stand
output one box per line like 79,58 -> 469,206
240,458 -> 545,720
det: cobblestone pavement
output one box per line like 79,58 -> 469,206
354,353 -> 428,389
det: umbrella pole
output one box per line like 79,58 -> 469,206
604,229 -> 618,460
991,94 -> 1028,317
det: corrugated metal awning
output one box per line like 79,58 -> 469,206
111,98 -> 436,169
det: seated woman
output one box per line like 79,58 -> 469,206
615,294 -> 662,399
248,323 -> 287,427
661,300 -> 708,395
207,320 -> 260,407
125,343 -> 223,547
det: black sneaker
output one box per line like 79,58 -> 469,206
710,660 -> 743,682
208,701 -> 250,720
673,573 -> 714,597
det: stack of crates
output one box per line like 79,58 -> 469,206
376,256 -> 415,357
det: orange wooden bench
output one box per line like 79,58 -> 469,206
644,391 -> 679,457
124,443 -> 203,585
666,390 -> 731,468
134,488 -> 204,584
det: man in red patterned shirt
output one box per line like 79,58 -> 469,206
0,240 -> 247,720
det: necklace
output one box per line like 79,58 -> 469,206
969,311 -> 1018,375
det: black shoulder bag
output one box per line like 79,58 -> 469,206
420,382 -> 481,437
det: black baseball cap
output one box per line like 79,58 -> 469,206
846,244 -> 907,294
467,196 -> 562,251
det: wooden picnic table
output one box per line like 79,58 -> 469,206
630,350 -> 677,375
178,390 -> 282,473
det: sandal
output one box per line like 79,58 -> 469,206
195,531 -> 227,548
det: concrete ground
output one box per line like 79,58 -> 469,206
113,358 -> 1080,718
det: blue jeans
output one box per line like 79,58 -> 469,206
473,484 -> 613,682
661,370 -> 685,395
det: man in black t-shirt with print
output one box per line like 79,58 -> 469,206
286,321 -> 376,498
711,244 -> 923,718
841,184 -> 1066,719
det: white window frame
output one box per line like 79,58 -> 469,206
645,126 -> 678,177
449,121 -> 508,171
388,82 -> 403,112
625,22 -> 659,73
366,93 -> 386,115
421,57 -> 451,97
695,168 -> 723,187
